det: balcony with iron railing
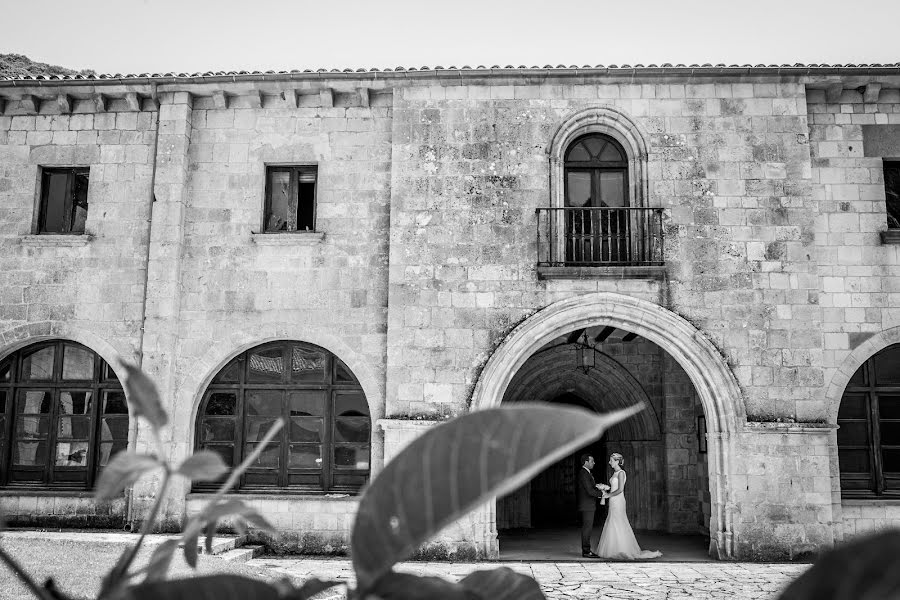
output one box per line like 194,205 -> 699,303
535,207 -> 666,279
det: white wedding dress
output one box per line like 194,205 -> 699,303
595,470 -> 662,559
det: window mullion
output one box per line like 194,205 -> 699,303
325,382 -> 333,493
867,357 -> 885,495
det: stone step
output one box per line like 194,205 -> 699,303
217,545 -> 264,563
186,536 -> 244,555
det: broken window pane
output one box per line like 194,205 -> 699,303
39,167 -> 89,234
885,162 -> 900,229
264,166 -> 317,232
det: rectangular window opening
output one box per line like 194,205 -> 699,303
264,166 -> 317,233
885,161 -> 900,230
38,167 -> 90,234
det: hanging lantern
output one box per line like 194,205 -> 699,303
575,332 -> 594,373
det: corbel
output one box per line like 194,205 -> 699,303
247,90 -> 262,109
125,92 -> 142,111
0,97 -> 6,115
285,89 -> 300,108
57,94 -> 72,114
863,83 -> 882,104
20,94 -> 40,113
213,90 -> 228,109
148,85 -> 160,110
825,83 -> 843,103
320,87 -> 333,108
359,87 -> 370,108
93,93 -> 108,112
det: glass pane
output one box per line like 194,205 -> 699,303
247,348 -> 284,383
100,417 -> 129,441
204,392 -> 236,416
335,358 -> 355,383
565,171 -> 591,207
13,440 -> 48,466
103,391 -> 128,414
266,170 -> 291,231
55,441 -> 89,466
599,171 -> 626,208
584,137 -> 605,157
17,390 -> 52,413
334,392 -> 368,417
880,421 -> 900,446
201,419 -> 235,442
838,394 -> 867,420
246,391 -> 281,416
201,444 -> 235,467
42,171 -> 69,233
837,421 -> 869,446
103,363 -> 118,380
849,364 -> 866,386
288,444 -> 322,468
874,346 -> 900,384
213,359 -> 241,383
599,141 -> 624,162
290,346 -> 326,382
880,395 -> 900,420
288,391 -> 324,416
62,346 -> 94,380
21,346 -> 55,381
838,448 -> 871,473
0,390 -> 6,412
289,417 -> 322,442
59,391 -> 92,415
246,443 -> 280,468
57,416 -> 91,439
71,169 -> 89,234
334,445 -> 370,470
566,142 -> 590,162
15,416 -> 49,438
883,448 -> 900,473
335,417 -> 370,443
0,416 -> 5,439
245,417 -> 281,442
0,360 -> 10,381
99,440 -> 129,466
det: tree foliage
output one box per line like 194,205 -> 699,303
0,53 -> 96,79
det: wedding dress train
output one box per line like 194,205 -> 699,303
595,471 -> 662,560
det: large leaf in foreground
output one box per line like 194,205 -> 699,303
460,567 -> 544,600
119,362 -> 168,430
124,575 -> 281,600
350,403 -> 642,592
776,530 -> 900,600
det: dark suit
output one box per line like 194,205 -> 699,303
577,467 -> 604,553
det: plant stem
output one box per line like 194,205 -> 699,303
116,466 -> 172,583
213,419 -> 284,500
0,544 -> 54,600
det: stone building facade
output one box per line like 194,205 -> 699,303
1,64 -> 899,561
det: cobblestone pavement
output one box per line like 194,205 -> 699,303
250,557 -> 810,599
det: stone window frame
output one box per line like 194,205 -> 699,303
882,160 -> 900,244
194,341 -> 371,495
33,166 -> 91,235
0,340 -> 128,490
837,343 -> 900,498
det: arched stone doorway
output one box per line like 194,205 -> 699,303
470,292 -> 743,559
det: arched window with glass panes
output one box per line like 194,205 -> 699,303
0,340 -> 129,489
195,341 -> 371,493
838,344 -> 900,497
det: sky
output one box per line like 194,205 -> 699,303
2,0 -> 899,75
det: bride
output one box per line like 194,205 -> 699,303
595,453 -> 662,560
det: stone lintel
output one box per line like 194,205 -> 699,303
536,265 -> 667,280
863,83 -> 882,103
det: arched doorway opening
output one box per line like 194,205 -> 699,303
471,293 -> 742,560
494,328 -> 709,560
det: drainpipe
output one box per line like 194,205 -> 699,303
125,83 -> 161,531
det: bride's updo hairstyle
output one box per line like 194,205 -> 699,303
611,453 -> 624,467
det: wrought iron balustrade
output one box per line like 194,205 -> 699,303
536,207 -> 665,267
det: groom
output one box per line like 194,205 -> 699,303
577,453 -> 606,558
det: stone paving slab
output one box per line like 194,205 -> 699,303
250,557 -> 810,599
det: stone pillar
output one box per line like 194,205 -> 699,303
377,418 -> 499,559
132,91 -> 193,531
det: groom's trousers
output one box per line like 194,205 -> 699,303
579,509 -> 594,552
